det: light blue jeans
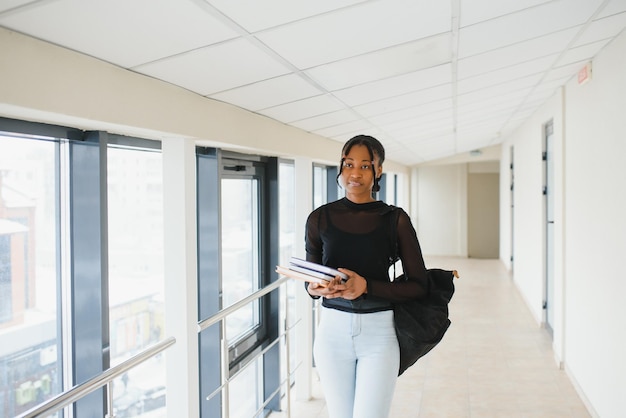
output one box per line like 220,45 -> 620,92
313,306 -> 400,418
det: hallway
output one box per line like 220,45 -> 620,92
276,257 -> 591,418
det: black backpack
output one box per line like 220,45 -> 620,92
386,206 -> 456,376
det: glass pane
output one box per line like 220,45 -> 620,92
107,146 -> 165,418
278,162 -> 297,387
396,174 -> 405,208
385,174 -> 397,205
221,178 -> 260,343
312,166 -> 326,209
228,357 -> 262,418
0,135 -> 61,417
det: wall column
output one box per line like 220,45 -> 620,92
294,157 -> 313,401
162,138 -> 199,418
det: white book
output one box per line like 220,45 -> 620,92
289,257 -> 348,281
275,265 -> 329,286
288,264 -> 336,281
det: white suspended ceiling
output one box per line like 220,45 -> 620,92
1,0 -> 625,165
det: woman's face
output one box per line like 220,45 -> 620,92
340,144 -> 382,202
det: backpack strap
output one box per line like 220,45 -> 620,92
382,205 -> 401,279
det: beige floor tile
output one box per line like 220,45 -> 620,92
270,257 -> 592,418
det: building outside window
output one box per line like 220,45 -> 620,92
107,145 -> 166,418
0,135 -> 61,417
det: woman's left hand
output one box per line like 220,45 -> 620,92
324,268 -> 367,300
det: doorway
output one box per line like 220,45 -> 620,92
468,164 -> 500,258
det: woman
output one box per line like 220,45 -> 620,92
305,134 -> 429,418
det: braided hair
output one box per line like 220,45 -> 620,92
337,134 -> 386,192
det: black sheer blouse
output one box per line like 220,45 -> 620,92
305,198 -> 428,313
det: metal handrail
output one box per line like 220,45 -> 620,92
18,276 -> 294,418
204,316 -> 302,403
16,337 -> 176,418
197,276 -> 290,332
197,275 -> 294,418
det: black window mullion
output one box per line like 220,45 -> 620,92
263,157 -> 280,413
379,172 -> 387,202
326,165 -> 338,202
69,131 -> 108,417
196,147 -> 222,418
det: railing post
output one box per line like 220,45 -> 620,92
105,380 -> 115,418
284,285 -> 292,418
221,320 -> 230,418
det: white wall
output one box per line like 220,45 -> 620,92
500,95 -> 557,324
411,154 -> 500,259
412,164 -> 468,257
499,29 -> 626,418
561,30 -> 626,418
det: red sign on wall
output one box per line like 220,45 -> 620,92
578,62 -> 592,85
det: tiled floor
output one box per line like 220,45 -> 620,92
272,257 -> 591,418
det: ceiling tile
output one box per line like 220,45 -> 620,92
397,124 -> 455,144
329,128 -> 387,144
457,54 -> 557,95
204,0 -> 367,32
258,95 -> 345,123
457,27 -> 579,79
407,134 -> 456,159
457,75 -> 540,108
382,108 -> 452,132
544,62 -> 585,82
574,12 -> 626,46
305,34 -> 451,91
458,0 -> 604,58
353,84 -> 452,118
556,38 -> 611,66
332,63 -> 452,106
290,109 -> 359,132
526,76 -> 572,101
0,0 -> 239,68
209,74 -> 323,111
313,119 -> 374,138
457,89 -> 529,118
255,0 -> 451,69
457,123 -> 503,143
455,135 -> 497,153
457,104 -> 515,127
368,99 -> 453,126
134,38 -> 291,96
597,0 -> 626,18
460,0 -> 551,27
0,0 -> 33,13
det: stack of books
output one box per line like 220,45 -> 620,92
276,257 -> 348,286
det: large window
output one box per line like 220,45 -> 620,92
221,176 -> 261,343
107,144 -> 165,418
198,151 -> 280,417
0,134 -> 62,417
0,120 -> 167,417
313,163 -> 340,209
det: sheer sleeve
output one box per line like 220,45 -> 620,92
366,208 -> 429,302
305,208 -> 323,264
303,208 -> 322,298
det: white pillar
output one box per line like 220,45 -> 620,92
162,138 -> 199,418
294,156 -> 314,401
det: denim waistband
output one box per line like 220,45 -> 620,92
322,295 -> 393,313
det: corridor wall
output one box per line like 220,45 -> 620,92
499,28 -> 626,418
